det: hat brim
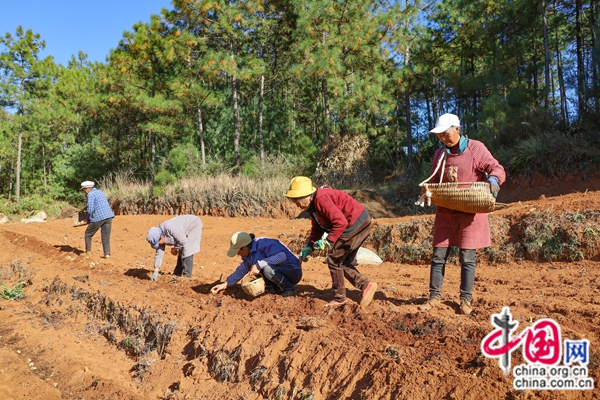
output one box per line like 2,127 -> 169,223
226,246 -> 241,257
429,125 -> 451,134
285,187 -> 317,198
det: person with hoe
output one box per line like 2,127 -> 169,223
420,113 -> 506,315
211,232 -> 302,297
210,232 -> 302,297
80,180 -> 114,259
285,176 -> 377,308
146,215 -> 203,281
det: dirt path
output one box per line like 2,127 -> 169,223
0,189 -> 599,399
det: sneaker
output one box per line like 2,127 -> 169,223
85,252 -> 92,257
324,299 -> 347,308
281,289 -> 297,297
460,299 -> 472,315
103,255 -> 110,259
360,282 -> 378,308
419,297 -> 441,311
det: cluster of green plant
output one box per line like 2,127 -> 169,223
119,335 -> 145,357
519,211 -> 600,262
0,281 -> 25,300
368,209 -> 600,264
0,196 -> 74,219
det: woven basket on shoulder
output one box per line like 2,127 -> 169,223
241,275 -> 265,297
420,181 -> 506,213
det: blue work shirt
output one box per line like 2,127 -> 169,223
86,188 -> 115,222
226,237 -> 301,286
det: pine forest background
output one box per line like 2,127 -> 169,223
2,0 -> 600,215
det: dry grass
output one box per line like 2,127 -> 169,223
103,172 -> 294,217
209,347 -> 242,383
45,278 -> 178,368
313,132 -> 373,189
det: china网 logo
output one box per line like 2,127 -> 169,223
481,307 -> 594,390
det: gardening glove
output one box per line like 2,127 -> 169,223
487,176 -> 500,198
299,246 -> 312,261
313,239 -> 333,251
151,271 -> 158,281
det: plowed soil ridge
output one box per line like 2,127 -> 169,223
0,194 -> 599,399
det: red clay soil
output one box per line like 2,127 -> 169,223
0,171 -> 599,400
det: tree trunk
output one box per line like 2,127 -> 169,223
591,0 -> 599,114
404,42 -> 412,176
532,36 -> 539,93
555,0 -> 569,125
320,31 -> 331,138
426,93 -> 432,130
16,119 -> 22,203
542,0 -> 551,110
232,74 -> 240,174
42,144 -> 47,193
322,77 -> 330,137
576,0 -> 585,119
150,131 -> 156,170
198,107 -> 206,164
258,74 -> 265,168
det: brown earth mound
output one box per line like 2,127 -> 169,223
0,174 -> 599,399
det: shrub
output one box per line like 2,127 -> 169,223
0,282 -> 26,300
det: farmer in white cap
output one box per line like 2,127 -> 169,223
81,180 -> 114,259
420,113 -> 506,315
210,232 -> 302,297
146,215 -> 203,281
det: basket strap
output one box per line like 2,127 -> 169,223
419,151 -> 446,186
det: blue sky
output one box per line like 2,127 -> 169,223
0,0 -> 172,65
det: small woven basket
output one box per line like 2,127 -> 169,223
420,181 -> 507,213
241,275 -> 265,297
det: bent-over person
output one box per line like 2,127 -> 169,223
211,232 -> 302,297
285,176 -> 377,308
146,215 -> 203,281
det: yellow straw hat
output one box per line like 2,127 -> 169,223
285,176 -> 316,198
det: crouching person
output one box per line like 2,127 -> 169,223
211,232 -> 302,297
146,215 -> 203,281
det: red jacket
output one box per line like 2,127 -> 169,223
306,187 -> 366,244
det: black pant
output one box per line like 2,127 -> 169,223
85,217 -> 113,256
261,265 -> 302,291
173,253 -> 194,278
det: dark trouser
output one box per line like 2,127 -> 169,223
85,217 -> 113,256
429,247 -> 476,301
261,265 -> 302,292
173,254 -> 194,278
327,218 -> 372,301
